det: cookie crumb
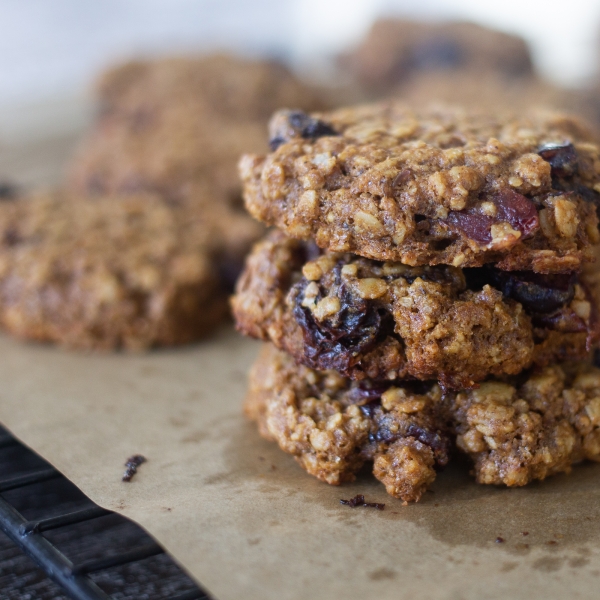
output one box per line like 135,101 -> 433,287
340,494 -> 385,510
495,537 -> 505,543
122,454 -> 146,482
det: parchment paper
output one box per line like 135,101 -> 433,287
1,105 -> 600,600
1,330 -> 600,600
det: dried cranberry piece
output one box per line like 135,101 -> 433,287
292,265 -> 388,374
347,382 -> 390,405
538,142 -> 579,178
535,308 -> 587,333
373,412 -> 450,466
269,110 -> 338,150
445,212 -> 493,244
405,424 -> 450,467
444,189 -> 538,245
492,189 -> 539,238
490,269 -> 575,314
392,169 -> 412,191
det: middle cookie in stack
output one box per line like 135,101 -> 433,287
233,102 -> 600,502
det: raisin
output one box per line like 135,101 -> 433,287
489,269 -> 575,314
359,401 -> 380,418
538,142 -> 579,178
573,184 -> 600,205
269,110 -> 338,150
292,264 -> 389,374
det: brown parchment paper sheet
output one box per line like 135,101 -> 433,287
3,323 -> 600,600
1,107 -> 600,600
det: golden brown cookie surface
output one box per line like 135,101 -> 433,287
233,231 -> 599,388
245,344 -> 449,503
247,346 -> 600,499
449,362 -> 600,486
241,103 -> 600,273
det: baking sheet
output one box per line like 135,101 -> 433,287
0,329 -> 599,600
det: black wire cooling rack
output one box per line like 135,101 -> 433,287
0,426 -> 209,600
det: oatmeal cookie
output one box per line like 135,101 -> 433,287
245,344 -> 450,502
393,72 -> 598,126
449,361 -> 600,486
0,189 -> 259,349
240,103 -> 600,273
233,232 -> 599,388
339,19 -> 533,95
69,54 -> 322,203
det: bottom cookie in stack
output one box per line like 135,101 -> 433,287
245,344 -> 600,503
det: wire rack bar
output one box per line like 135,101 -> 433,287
0,493 -> 111,600
72,542 -> 164,575
20,505 -> 111,535
0,468 -> 60,492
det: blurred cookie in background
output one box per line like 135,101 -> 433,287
64,52 -> 324,334
68,54 -> 325,204
389,71 -> 600,133
338,19 -> 534,98
0,189 -> 260,349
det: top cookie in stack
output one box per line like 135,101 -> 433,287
241,104 -> 600,273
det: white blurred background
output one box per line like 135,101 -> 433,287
1,0 -> 600,136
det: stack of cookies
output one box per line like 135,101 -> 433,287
233,102 -> 600,502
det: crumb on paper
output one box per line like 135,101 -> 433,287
122,454 -> 146,482
340,494 -> 385,510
